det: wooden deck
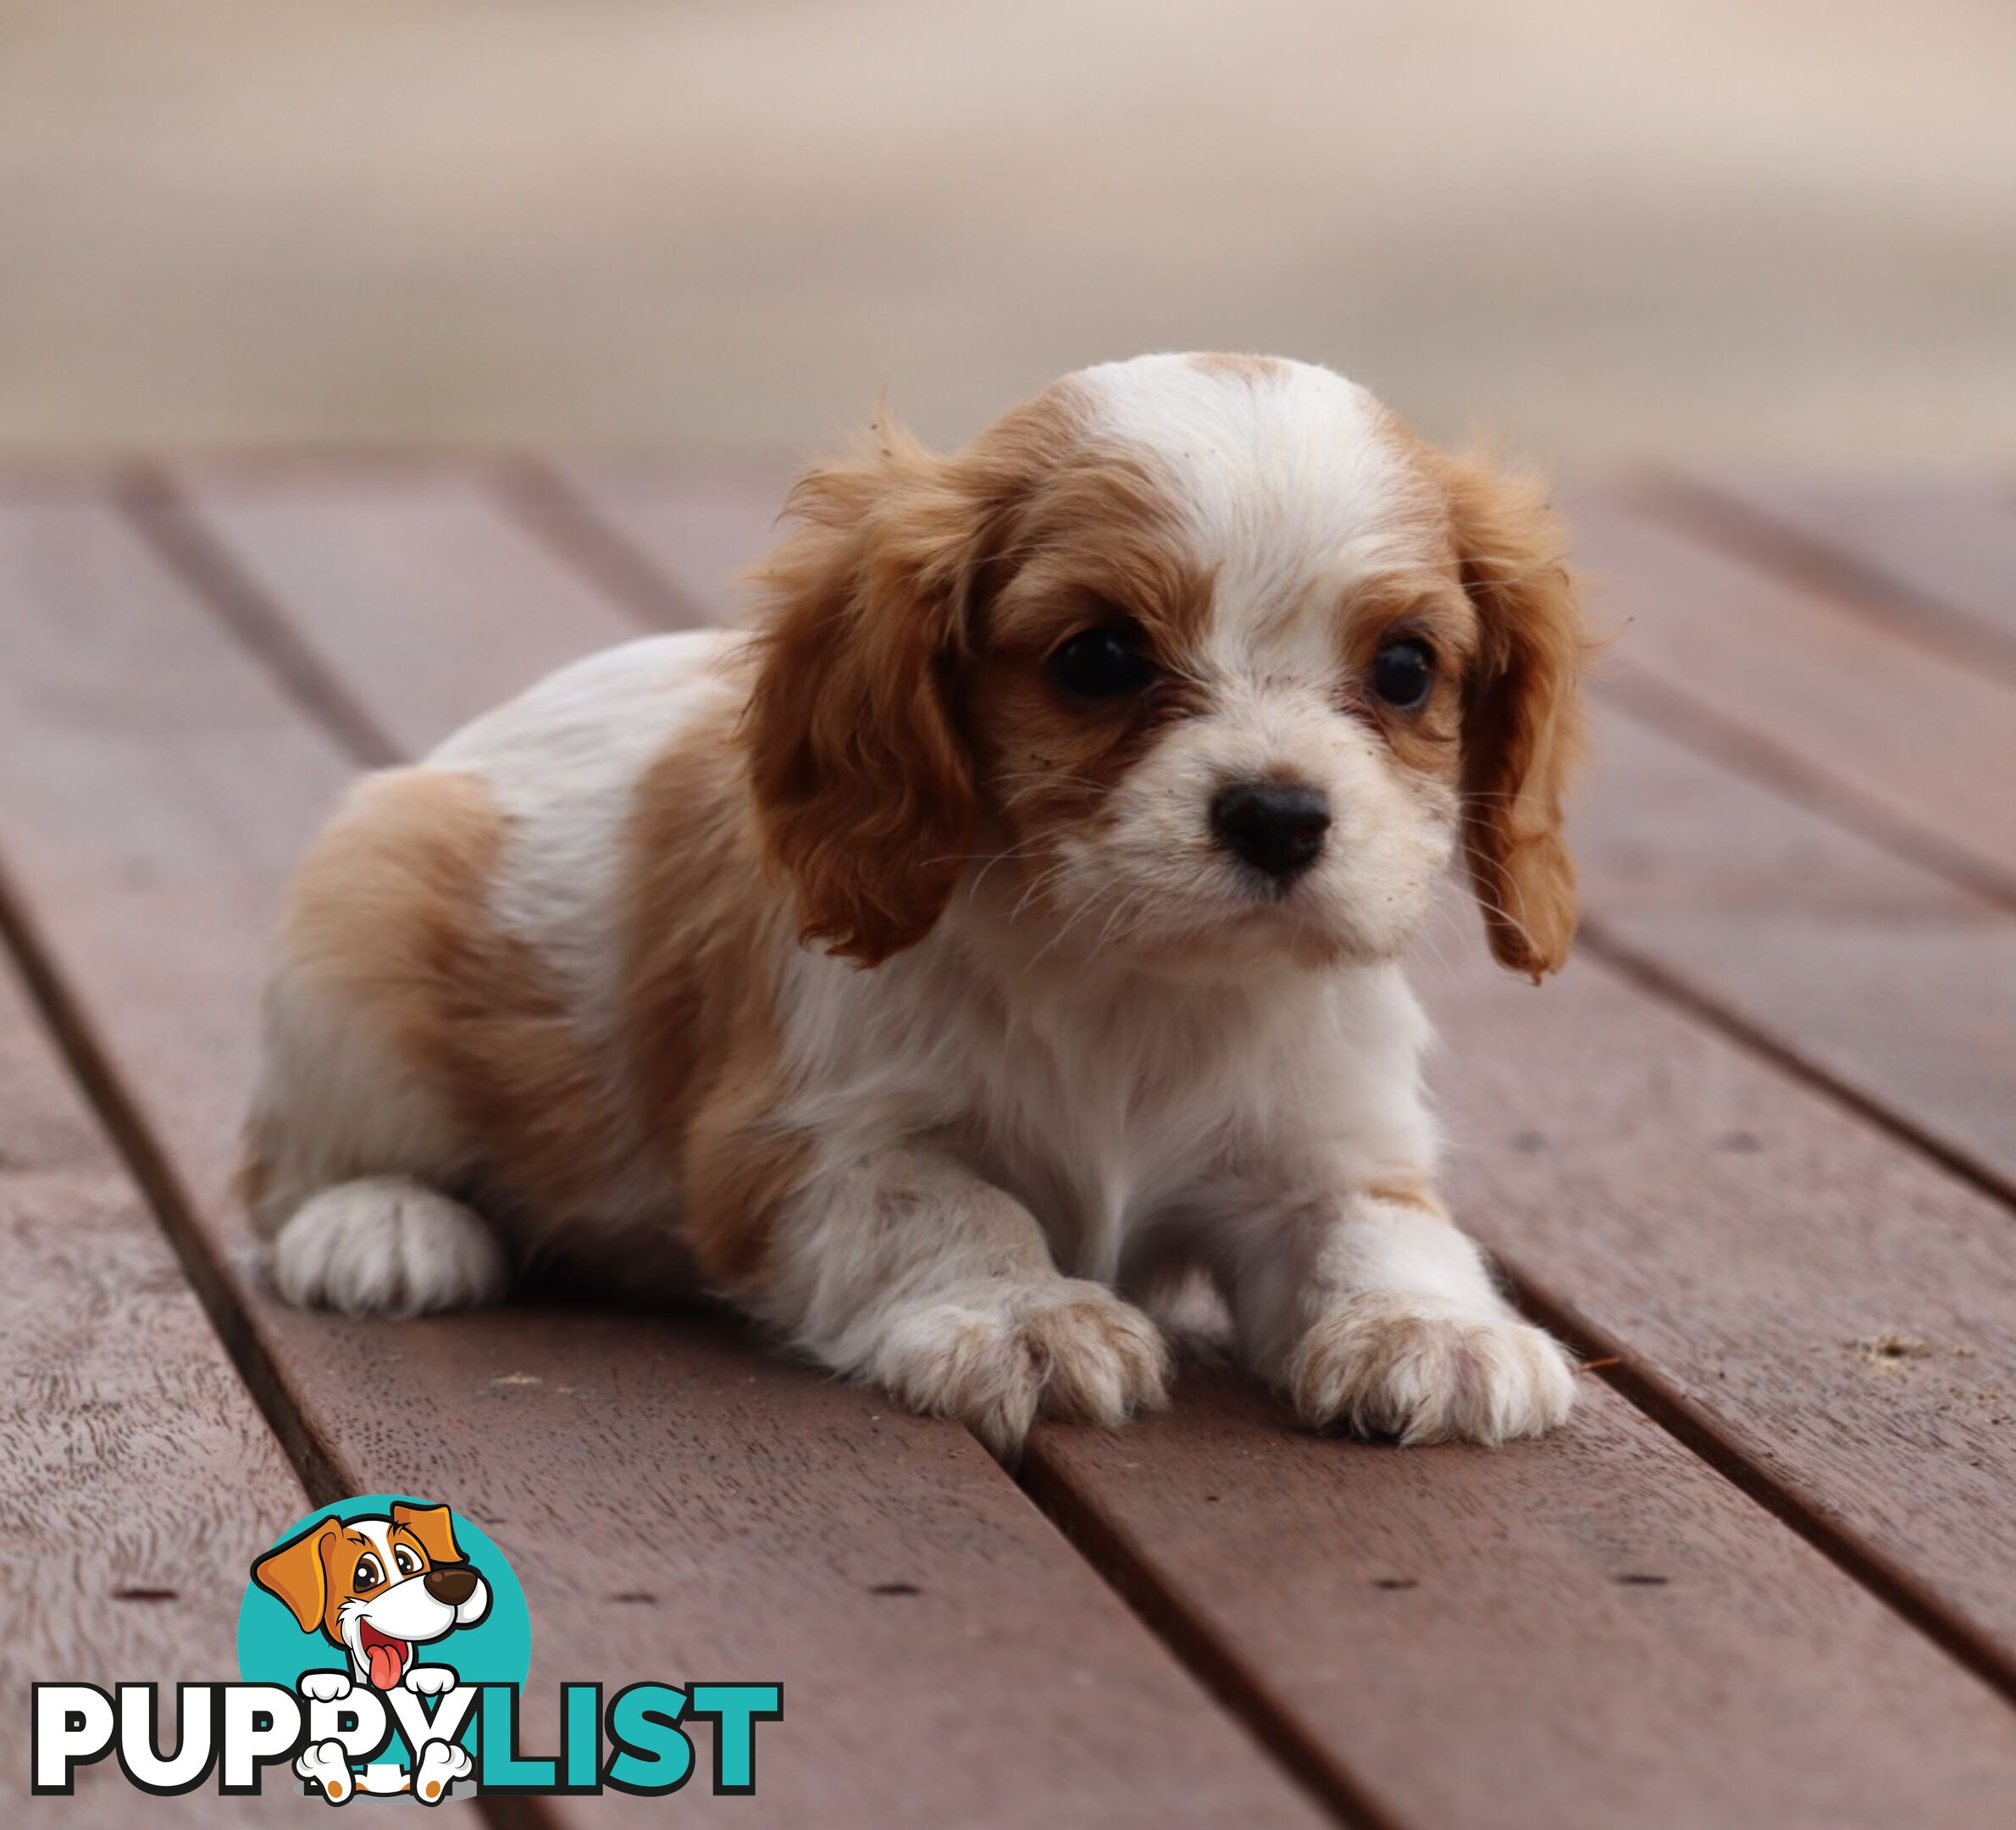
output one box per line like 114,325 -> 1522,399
4,461 -> 2014,1827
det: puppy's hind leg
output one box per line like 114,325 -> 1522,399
271,1177 -> 509,1317
243,948 -> 508,1317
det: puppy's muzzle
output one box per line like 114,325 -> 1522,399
424,1565 -> 479,1606
1210,779 -> 1331,883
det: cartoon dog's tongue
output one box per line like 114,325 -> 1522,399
358,1621 -> 410,1689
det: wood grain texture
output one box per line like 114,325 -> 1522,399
1031,1374 -> 2016,1830
1577,700 -> 2016,1198
221,464 -> 2016,1825
1415,898 -> 2016,1667
1670,476 -> 2016,667
0,485 -> 1326,1830
0,956 -> 308,1818
1568,491 -> 2016,895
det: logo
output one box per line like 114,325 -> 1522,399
33,1494 -> 781,1805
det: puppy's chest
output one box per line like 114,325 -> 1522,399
950,1011 -> 1277,1276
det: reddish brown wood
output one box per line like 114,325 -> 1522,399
1577,701 -> 2016,1198
1032,1373 -> 2016,1830
1410,894 -> 2016,1642
161,463 -> 650,757
0,487 -> 1325,1830
1668,475 -> 2016,667
549,455 -> 797,621
0,955 -> 308,1821
1567,491 -> 2016,895
191,463 -> 2016,1826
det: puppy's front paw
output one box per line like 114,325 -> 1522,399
271,1177 -> 507,1317
299,1670 -> 354,1704
872,1280 -> 1171,1460
403,1665 -> 456,1697
1288,1294 -> 1575,1445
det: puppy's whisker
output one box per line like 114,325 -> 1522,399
1006,861 -> 1075,924
1455,847 -> 1545,957
1027,877 -> 1120,967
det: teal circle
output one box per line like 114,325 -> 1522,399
238,1494 -> 531,1771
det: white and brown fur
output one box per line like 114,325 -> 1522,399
241,353 -> 1587,1458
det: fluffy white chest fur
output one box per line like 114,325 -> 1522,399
243,352 -> 1586,1459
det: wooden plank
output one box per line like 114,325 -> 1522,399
547,455 -> 795,622
1423,900 -> 2016,1648
1033,1374 -> 2016,1830
1667,475 -> 2016,669
1567,490 -> 2016,896
0,485 -> 1328,1830
222,462 -> 2016,1827
158,463 -> 651,757
0,944 -> 309,1821
1578,700 -> 2016,1199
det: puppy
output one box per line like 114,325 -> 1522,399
241,352 -> 1586,1458
252,1502 -> 490,1693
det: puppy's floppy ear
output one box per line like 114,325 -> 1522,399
252,1516 -> 341,1633
390,1501 -> 463,1566
1443,451 -> 1587,981
742,415 -> 994,966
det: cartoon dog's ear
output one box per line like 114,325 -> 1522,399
391,1502 -> 464,1566
252,1517 -> 340,1633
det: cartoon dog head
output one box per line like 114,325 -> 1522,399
252,1502 -> 490,1689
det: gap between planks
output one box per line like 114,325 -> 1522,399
1498,1273 -> 2016,1703
1636,472 -> 2016,683
0,850 -> 347,1504
0,814 -> 565,1830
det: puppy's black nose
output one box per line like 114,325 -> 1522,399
424,1566 -> 478,1606
1210,780 -> 1332,882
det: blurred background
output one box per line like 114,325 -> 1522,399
3,0 -> 2012,467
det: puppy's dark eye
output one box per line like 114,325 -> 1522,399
354,1555 -> 385,1590
393,1546 -> 421,1578
1049,622 -> 1156,699
1371,637 -> 1435,710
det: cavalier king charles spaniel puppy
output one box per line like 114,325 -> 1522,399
242,352 -> 1587,1457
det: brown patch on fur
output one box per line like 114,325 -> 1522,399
1364,1174 -> 1448,1217
1334,570 -> 1476,784
1373,403 -> 1587,979
619,696 -> 809,1294
279,767 -> 629,1222
1436,452 -> 1587,980
1189,352 -> 1288,383
962,425 -> 1216,896
742,382 -> 1210,959
271,714 -> 811,1300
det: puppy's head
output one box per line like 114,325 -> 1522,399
744,353 -> 1585,979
